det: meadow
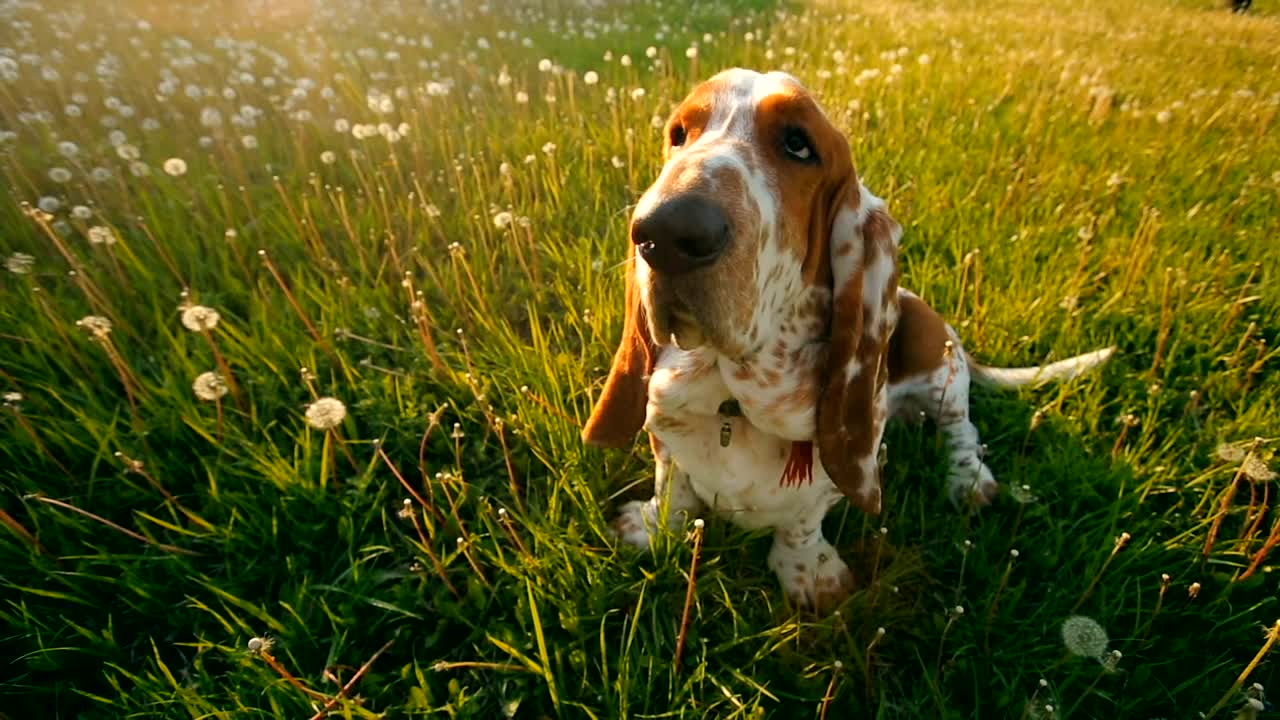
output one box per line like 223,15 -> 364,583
1,0 -> 1278,717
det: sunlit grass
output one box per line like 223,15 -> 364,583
1,0 -> 1278,717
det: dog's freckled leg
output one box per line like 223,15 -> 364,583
612,454 -> 704,549
768,522 -> 853,613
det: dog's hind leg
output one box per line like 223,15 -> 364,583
924,333 -> 1000,509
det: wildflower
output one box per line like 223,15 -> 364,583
621,54 -> 633,67
48,167 -> 73,183
515,91 -> 529,104
247,636 -> 275,654
630,87 -> 646,101
192,371 -> 228,401
76,315 -> 113,337
305,397 -> 347,429
37,196 -> 60,214
90,167 -> 112,183
1243,456 -> 1276,482
71,205 -> 92,220
241,135 -> 258,149
1156,110 -> 1172,124
6,252 -> 34,275
493,211 -> 513,228
611,155 -> 625,169
3,391 -> 21,404
918,54 -> 931,65
320,150 -> 336,164
180,305 -> 220,332
163,158 -> 188,176
87,226 -> 118,245
645,46 -> 658,59
1061,615 -> 1109,658
538,58 -> 553,72
583,70 -> 599,85
57,141 -> 79,158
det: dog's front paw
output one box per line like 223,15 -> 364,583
768,537 -> 854,614
610,499 -> 660,550
949,461 -> 999,511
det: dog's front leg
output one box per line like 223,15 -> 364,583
769,507 -> 854,613
611,435 -> 704,549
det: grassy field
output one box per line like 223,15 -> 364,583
2,0 -> 1279,717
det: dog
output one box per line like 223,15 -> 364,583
582,69 -> 1114,611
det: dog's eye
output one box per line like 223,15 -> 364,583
783,127 -> 815,161
670,124 -> 687,148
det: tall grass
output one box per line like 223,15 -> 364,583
1,0 -> 1277,717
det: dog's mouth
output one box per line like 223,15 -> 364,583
647,292 -> 707,350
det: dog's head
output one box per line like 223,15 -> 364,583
584,70 -> 901,510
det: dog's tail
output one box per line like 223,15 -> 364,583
968,346 -> 1116,389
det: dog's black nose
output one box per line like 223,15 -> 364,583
631,194 -> 730,275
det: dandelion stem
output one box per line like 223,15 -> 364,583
257,650 -> 330,702
1205,619 -> 1280,718
304,637 -> 396,720
818,662 -> 843,720
673,520 -> 704,674
1072,533 -> 1130,613
1238,513 -> 1280,582
405,507 -> 460,599
1204,438 -> 1262,559
864,628 -> 886,697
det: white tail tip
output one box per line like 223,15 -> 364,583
971,346 -> 1116,389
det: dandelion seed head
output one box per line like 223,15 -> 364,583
6,252 -> 35,275
76,315 -> 113,337
192,371 -> 228,401
1061,615 -> 1108,658
181,305 -> 220,332
163,157 -> 188,176
87,226 -> 118,245
48,167 -> 73,183
247,636 -> 274,654
305,397 -> 347,430
693,518 -> 704,529
583,70 -> 599,85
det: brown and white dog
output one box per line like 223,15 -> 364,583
582,69 -> 1113,611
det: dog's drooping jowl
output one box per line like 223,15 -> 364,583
583,69 -> 1114,612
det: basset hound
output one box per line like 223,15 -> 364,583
583,69 -> 1114,612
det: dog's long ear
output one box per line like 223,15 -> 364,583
582,244 -> 658,448
813,179 -> 901,514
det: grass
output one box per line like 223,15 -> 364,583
1,0 -> 1278,717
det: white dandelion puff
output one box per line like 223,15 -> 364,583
192,371 -> 228,401
87,226 -> 118,245
180,305 -> 220,332
163,158 -> 188,176
48,167 -> 73,183
76,315 -> 113,337
6,252 -> 35,275
583,70 -> 599,85
1061,615 -> 1109,658
305,397 -> 347,430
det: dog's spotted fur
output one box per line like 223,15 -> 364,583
586,69 -> 1114,612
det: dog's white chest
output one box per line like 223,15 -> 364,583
645,347 -> 843,530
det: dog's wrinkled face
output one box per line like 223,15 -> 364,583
630,68 -> 855,358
